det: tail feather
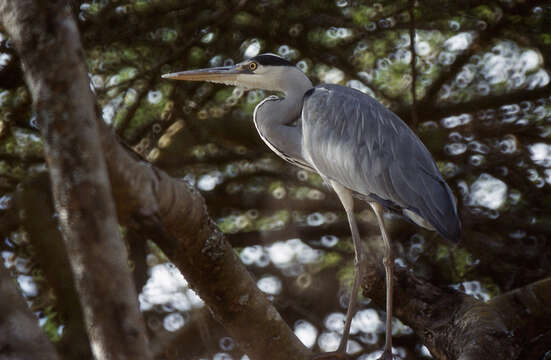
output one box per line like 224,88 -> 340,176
416,180 -> 461,243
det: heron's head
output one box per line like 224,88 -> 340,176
162,53 -> 312,94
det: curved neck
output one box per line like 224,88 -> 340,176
274,67 -> 313,123
252,73 -> 312,169
253,95 -> 306,166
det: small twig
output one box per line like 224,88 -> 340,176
408,0 -> 418,128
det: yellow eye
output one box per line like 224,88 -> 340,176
248,62 -> 258,71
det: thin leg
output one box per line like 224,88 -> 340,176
369,202 -> 394,360
330,182 -> 366,354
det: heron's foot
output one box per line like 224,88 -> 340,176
377,349 -> 394,360
311,351 -> 351,360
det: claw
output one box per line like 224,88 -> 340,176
377,350 -> 394,360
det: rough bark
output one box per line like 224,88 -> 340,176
0,1 -> 152,359
16,174 -> 92,359
362,241 -> 551,360
97,119 -> 312,360
0,264 -> 61,360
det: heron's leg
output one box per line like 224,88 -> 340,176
369,202 -> 394,359
330,181 -> 366,354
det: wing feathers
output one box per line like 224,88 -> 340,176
302,84 -> 461,243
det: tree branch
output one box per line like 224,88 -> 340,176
0,264 -> 61,360
361,241 -> 551,360
97,117 -> 312,359
15,174 -> 92,359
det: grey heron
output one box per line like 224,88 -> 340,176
163,53 -> 461,359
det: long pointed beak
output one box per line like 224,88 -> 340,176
161,65 -> 246,82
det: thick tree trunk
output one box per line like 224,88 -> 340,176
0,1 -> 152,359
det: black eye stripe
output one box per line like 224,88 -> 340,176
251,54 -> 294,67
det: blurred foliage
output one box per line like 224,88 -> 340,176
1,0 -> 551,359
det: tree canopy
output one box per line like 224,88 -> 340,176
0,0 -> 550,359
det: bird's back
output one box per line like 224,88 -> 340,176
301,84 -> 461,243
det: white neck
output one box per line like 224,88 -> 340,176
277,67 -> 313,96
